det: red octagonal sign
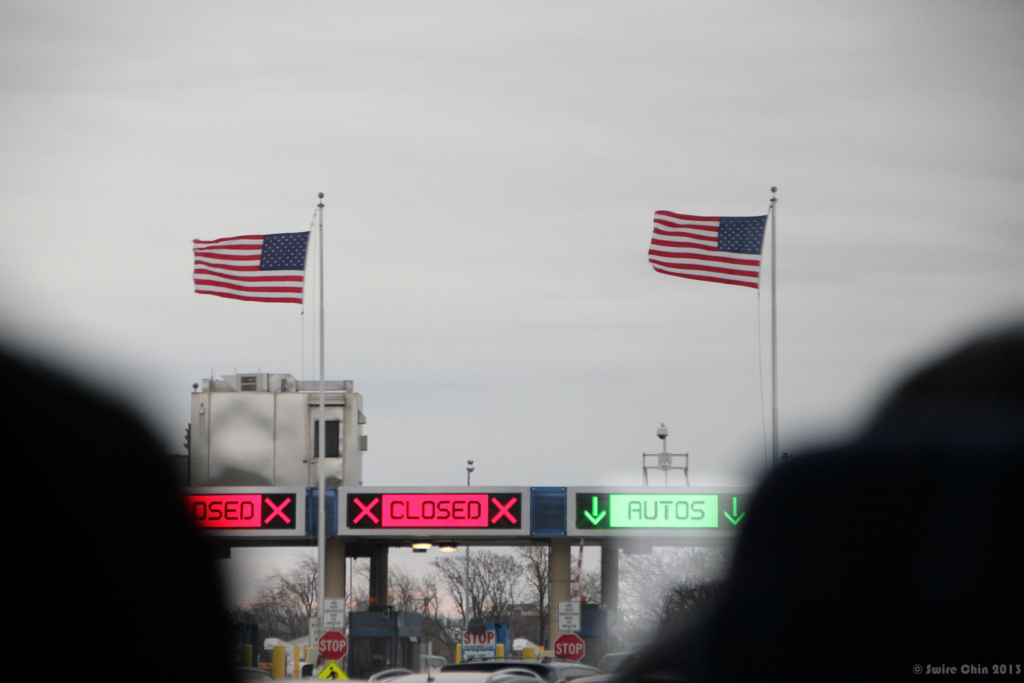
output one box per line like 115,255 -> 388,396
319,631 -> 348,661
554,633 -> 585,662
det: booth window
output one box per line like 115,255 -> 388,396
314,420 -> 341,458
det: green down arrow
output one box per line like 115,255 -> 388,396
583,496 -> 607,525
723,497 -> 745,525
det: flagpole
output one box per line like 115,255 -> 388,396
316,192 -> 327,631
770,187 -> 779,467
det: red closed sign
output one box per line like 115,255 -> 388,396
554,633 -> 584,661
319,631 -> 348,660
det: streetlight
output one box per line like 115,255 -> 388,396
643,423 -> 690,485
464,460 -> 475,631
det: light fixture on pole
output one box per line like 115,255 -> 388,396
464,459 -> 475,630
315,192 -> 327,635
643,423 -> 689,485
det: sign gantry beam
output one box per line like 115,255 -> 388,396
343,487 -> 529,538
182,486 -> 754,545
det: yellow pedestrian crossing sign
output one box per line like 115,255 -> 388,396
319,662 -> 348,680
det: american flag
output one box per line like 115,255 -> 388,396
648,211 -> 768,289
193,232 -> 310,304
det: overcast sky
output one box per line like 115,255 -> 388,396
2,1 -> 1022,599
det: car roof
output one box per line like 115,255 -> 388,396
443,660 -> 592,672
600,651 -> 640,671
567,676 -> 614,683
395,672 -> 544,683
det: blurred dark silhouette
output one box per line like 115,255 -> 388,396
6,349 -> 233,682
621,325 -> 1024,682
660,581 -> 724,628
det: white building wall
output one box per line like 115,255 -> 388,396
273,392 -> 309,486
209,392 -> 276,485
188,373 -> 363,488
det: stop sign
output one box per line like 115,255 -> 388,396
554,633 -> 585,662
319,631 -> 348,661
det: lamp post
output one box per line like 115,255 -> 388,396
657,424 -> 669,485
464,460 -> 474,631
643,424 -> 689,485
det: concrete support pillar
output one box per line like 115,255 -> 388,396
600,541 -> 619,611
369,545 -> 389,608
325,539 -> 346,603
548,537 -> 572,652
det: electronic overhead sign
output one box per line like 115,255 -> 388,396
343,488 -> 528,536
569,487 -> 753,539
182,488 -> 306,537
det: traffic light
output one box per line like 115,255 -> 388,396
184,424 -> 191,455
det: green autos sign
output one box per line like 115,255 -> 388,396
611,494 -> 717,528
575,492 -> 751,531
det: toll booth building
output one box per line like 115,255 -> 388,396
348,611 -> 424,679
189,373 -> 366,488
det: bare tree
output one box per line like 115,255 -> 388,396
420,572 -> 463,663
662,580 -> 724,626
386,568 -> 461,663
476,552 -> 526,621
235,555 -> 319,640
387,565 -> 440,614
575,569 -> 601,605
618,546 -> 731,645
432,553 -> 473,624
432,549 -> 525,624
347,558 -> 369,612
389,566 -> 425,612
273,555 -> 319,621
516,545 -> 550,646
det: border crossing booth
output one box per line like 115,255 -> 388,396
579,605 -> 611,668
462,620 -> 511,661
231,622 -> 259,668
348,610 -> 423,679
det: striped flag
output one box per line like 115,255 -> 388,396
648,211 -> 768,289
193,232 -> 310,304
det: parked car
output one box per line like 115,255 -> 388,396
421,655 -> 448,671
392,672 -> 542,683
236,666 -> 274,681
566,652 -> 641,683
441,659 -> 601,683
369,668 -> 415,681
563,675 -> 612,683
596,651 -> 640,674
